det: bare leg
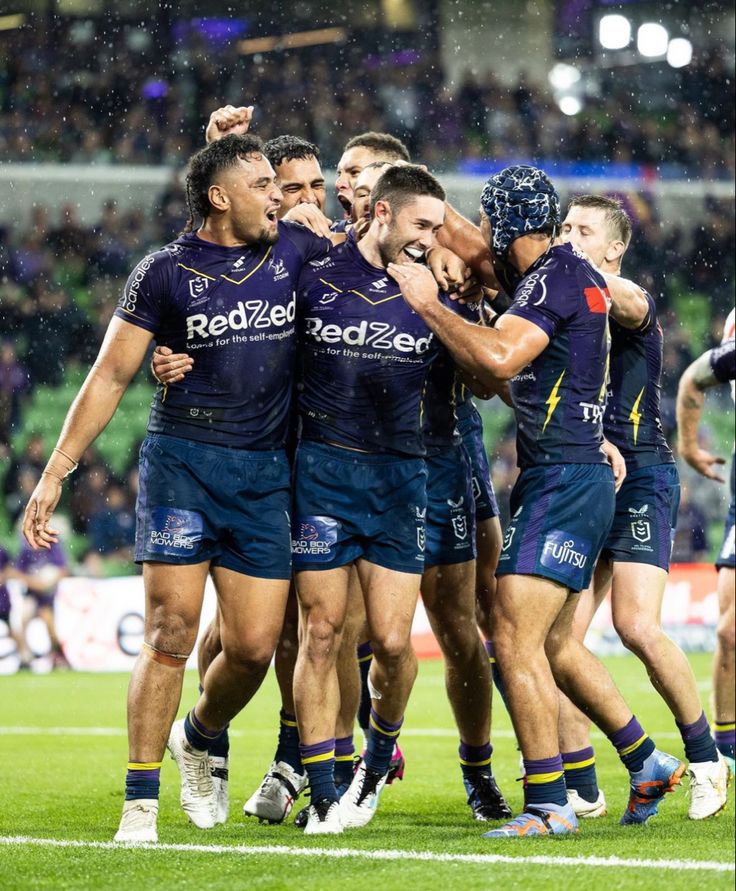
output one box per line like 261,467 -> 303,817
474,517 -> 503,641
336,567 -> 366,739
714,567 -> 735,724
276,583 -> 300,715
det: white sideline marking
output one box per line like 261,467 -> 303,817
0,726 -> 683,740
0,836 -> 732,873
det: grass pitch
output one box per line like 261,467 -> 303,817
0,653 -> 733,890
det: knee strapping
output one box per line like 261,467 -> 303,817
142,641 -> 188,667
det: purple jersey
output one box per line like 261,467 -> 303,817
710,338 -> 736,383
296,239 -> 447,456
0,547 -> 10,615
604,291 -> 673,471
16,538 -> 67,577
114,224 -> 331,449
505,243 -> 610,468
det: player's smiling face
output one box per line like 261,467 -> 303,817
275,155 -> 326,216
215,154 -> 283,245
376,194 -> 445,267
335,146 -> 378,213
560,205 -> 614,267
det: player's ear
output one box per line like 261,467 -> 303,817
208,183 -> 230,213
373,198 -> 392,225
606,239 -> 625,265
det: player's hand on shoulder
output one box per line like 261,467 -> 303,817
282,204 -> 334,239
205,105 -> 254,143
388,261 -> 439,310
151,344 -> 193,385
682,446 -> 726,482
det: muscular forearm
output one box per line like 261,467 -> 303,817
601,273 -> 649,329
438,205 -> 500,290
675,370 -> 705,455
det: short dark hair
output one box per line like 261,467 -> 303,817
184,133 -> 265,231
568,194 -> 633,248
369,165 -> 446,215
264,135 -> 320,170
344,131 -> 410,162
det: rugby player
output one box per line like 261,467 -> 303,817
390,165 -> 684,837
290,165 -> 463,833
556,195 -> 728,821
677,332 -> 736,777
22,134 -> 337,844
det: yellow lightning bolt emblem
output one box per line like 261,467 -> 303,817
542,370 -> 566,432
629,386 -> 645,444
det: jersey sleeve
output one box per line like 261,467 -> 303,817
635,290 -> 657,334
114,250 -> 174,334
279,221 -> 333,264
505,269 -> 569,339
709,339 -> 736,383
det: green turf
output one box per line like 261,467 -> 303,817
0,654 -> 733,890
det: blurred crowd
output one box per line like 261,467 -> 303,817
0,20 -> 733,176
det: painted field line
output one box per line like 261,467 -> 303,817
0,726 -> 683,740
0,836 -> 732,873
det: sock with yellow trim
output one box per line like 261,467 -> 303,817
561,746 -> 599,803
677,711 -> 718,763
300,739 -> 337,803
125,762 -> 161,800
357,642 -> 373,733
334,735 -> 356,789
523,755 -> 567,807
275,709 -> 301,772
459,740 -> 492,782
365,708 -> 403,775
608,716 -> 655,773
484,640 -> 509,711
714,721 -> 735,761
184,709 -> 222,752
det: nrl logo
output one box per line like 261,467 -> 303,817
501,526 -> 515,552
629,505 -> 651,543
188,276 -> 209,301
417,526 -> 426,552
452,515 -> 468,540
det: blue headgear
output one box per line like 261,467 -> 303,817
479,165 -> 561,261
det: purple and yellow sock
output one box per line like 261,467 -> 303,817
677,711 -> 718,763
484,640 -> 510,711
184,709 -> 222,752
125,761 -> 161,800
365,708 -> 403,775
459,740 -> 492,780
300,739 -> 337,803
275,709 -> 302,772
334,735 -> 356,788
562,746 -> 599,802
523,754 -> 567,807
714,722 -> 735,761
357,642 -> 374,733
608,716 -> 656,773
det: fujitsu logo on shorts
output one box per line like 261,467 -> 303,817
541,530 -> 589,569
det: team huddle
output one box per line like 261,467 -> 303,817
22,104 -> 735,843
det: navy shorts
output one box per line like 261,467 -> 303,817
600,463 -> 679,571
457,405 -> 500,521
496,463 -> 615,593
135,434 -> 292,579
291,441 -> 427,574
425,445 -> 477,567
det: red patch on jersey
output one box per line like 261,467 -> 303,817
584,286 -> 610,314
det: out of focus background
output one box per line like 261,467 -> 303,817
0,0 -> 733,666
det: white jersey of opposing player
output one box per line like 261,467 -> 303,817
723,308 -> 735,401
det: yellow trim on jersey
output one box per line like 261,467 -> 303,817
629,386 -> 645,444
369,714 -> 401,737
319,278 -> 343,293
301,750 -> 335,765
619,734 -> 649,757
117,307 -> 150,322
348,288 -> 402,306
526,770 -> 564,784
563,756 -> 596,770
176,263 -> 217,281
221,245 -> 273,284
542,370 -> 566,433
127,761 -> 163,770
715,722 -> 736,731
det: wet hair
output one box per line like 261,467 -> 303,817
343,131 -> 410,162
263,135 -> 321,170
183,133 -> 265,232
568,194 -> 633,248
369,165 -> 446,215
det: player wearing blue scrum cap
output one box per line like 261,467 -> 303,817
390,164 -> 684,839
